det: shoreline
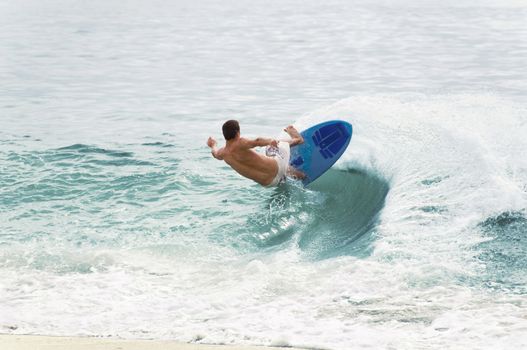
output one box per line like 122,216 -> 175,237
0,334 -> 304,350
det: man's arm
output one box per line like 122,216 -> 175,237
242,137 -> 278,149
207,137 -> 224,160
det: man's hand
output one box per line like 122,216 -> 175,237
208,137 -> 224,160
207,137 -> 217,148
270,139 -> 278,148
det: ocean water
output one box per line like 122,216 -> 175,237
1,0 -> 527,349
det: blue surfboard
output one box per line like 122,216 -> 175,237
289,120 -> 353,186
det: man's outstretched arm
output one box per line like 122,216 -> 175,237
242,137 -> 278,149
207,137 -> 224,160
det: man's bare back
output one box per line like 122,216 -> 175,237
207,120 -> 304,186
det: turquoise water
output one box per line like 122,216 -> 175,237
1,0 -> 527,349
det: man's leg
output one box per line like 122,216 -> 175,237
283,125 -> 304,147
287,166 -> 306,179
282,125 -> 305,179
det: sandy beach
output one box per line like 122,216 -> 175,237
0,335 -> 302,350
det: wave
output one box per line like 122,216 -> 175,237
290,93 -> 527,289
297,168 -> 389,259
238,167 -> 389,260
211,93 -> 527,266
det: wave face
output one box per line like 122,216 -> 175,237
238,168 -> 389,260
297,169 -> 389,259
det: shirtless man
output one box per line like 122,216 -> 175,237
206,120 -> 305,186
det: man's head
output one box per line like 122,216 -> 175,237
222,120 -> 240,140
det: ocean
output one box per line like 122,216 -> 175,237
1,0 -> 526,349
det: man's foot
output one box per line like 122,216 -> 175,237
284,125 -> 304,147
287,166 -> 306,180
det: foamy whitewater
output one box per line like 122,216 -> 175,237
1,0 -> 526,349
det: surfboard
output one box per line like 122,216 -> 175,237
289,120 -> 353,186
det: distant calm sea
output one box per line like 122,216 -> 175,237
1,0 -> 526,349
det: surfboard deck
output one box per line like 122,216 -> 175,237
289,120 -> 353,186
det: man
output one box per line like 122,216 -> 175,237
207,120 -> 305,186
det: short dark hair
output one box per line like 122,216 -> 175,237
222,120 -> 240,140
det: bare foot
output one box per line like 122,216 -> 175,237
287,166 -> 306,180
284,125 -> 304,147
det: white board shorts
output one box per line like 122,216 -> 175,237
265,141 -> 290,187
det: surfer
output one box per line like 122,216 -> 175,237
207,120 -> 305,186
